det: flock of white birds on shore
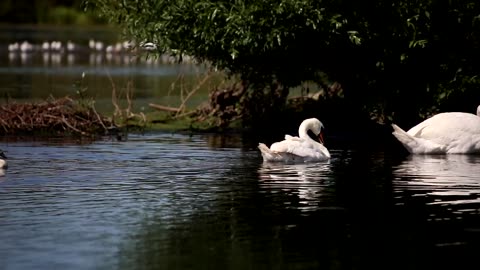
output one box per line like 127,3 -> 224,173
8,39 -> 136,54
6,39 -> 195,65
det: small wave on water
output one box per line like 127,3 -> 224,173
0,133 -> 253,270
257,160 -> 334,213
393,155 -> 480,206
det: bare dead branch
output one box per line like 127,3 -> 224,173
149,103 -> 181,113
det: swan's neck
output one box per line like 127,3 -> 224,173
299,122 -> 315,142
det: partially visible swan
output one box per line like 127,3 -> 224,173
0,150 -> 7,169
392,105 -> 480,154
258,118 -> 331,163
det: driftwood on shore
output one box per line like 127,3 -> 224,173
0,97 -> 114,136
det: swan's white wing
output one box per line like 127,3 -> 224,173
284,135 -> 301,141
395,112 -> 480,154
259,142 -> 308,163
409,113 -> 480,139
270,137 -> 330,160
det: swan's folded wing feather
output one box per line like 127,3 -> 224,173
270,139 -> 295,153
289,141 -> 318,157
409,113 -> 480,140
270,138 -> 317,157
405,113 -> 480,153
284,135 -> 302,141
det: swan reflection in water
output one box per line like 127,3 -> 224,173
393,155 -> 480,205
257,161 -> 332,211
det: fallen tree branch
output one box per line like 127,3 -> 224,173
149,103 -> 181,113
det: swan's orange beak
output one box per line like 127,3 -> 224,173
318,132 -> 325,145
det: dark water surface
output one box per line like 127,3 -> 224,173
1,133 -> 480,270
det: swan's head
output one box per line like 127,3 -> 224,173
0,150 -> 6,160
301,118 -> 325,144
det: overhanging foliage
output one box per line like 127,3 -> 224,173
86,0 -> 480,126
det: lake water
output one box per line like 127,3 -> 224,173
1,25 -> 480,270
1,134 -> 480,270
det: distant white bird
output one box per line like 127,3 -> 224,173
88,39 -> 95,50
8,42 -> 19,51
50,41 -> 62,51
94,41 -> 104,51
67,41 -> 76,52
141,42 -> 157,51
392,105 -> 480,154
114,42 -> 123,53
122,40 -> 134,51
41,41 -> 50,51
20,41 -> 33,52
258,118 -> 331,163
105,45 -> 114,54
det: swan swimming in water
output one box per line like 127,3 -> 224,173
258,118 -> 331,163
392,105 -> 480,154
0,150 -> 7,169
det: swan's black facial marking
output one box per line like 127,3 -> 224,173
0,151 -> 6,159
307,130 -> 319,143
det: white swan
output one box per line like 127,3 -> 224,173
258,118 -> 331,163
0,150 -> 7,169
392,105 -> 480,154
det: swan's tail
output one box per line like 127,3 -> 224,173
258,143 -> 273,160
258,143 -> 269,153
392,124 -> 412,142
258,143 -> 284,162
391,124 -> 444,154
391,124 -> 417,153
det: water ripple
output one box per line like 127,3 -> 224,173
393,155 -> 480,211
2,135 -> 480,269
0,133 -> 247,270
257,160 -> 334,212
